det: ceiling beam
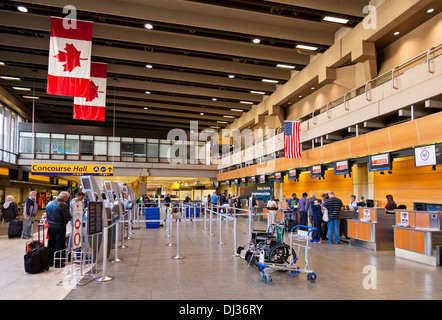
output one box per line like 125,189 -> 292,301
0,33 -> 291,80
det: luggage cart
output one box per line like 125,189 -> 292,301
257,225 -> 317,284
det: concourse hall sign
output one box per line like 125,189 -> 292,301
31,164 -> 113,176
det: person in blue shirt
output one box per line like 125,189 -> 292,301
211,192 -> 218,210
286,193 -> 299,221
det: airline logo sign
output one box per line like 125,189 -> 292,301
32,164 -> 113,176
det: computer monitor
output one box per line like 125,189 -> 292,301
366,199 -> 374,208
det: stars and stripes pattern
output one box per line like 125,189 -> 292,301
284,121 -> 301,158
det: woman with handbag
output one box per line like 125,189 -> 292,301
266,195 -> 278,226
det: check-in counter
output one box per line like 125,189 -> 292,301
347,207 -> 395,251
393,210 -> 442,266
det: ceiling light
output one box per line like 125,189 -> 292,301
144,23 -> 153,29
144,107 -> 148,110
240,101 -> 253,104
250,90 -> 265,95
217,121 -> 227,123
252,38 -> 261,44
223,115 -> 234,118
13,87 -> 31,91
0,62 -> 5,66
228,75 -> 235,79
296,44 -> 318,51
311,87 -> 315,90
0,76 -> 20,80
230,109 -> 244,112
262,79 -> 279,84
427,8 -> 434,13
394,31 -> 400,36
323,16 -> 349,24
145,64 -> 153,68
212,98 -> 217,101
299,95 -> 302,98
276,64 -> 295,69
200,112 -> 204,115
145,91 -> 151,94
23,96 -> 39,99
17,6 -> 28,13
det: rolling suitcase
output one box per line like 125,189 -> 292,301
8,219 -> 23,238
24,246 -> 49,274
26,223 -> 45,253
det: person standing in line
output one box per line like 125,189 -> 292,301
286,193 -> 299,221
233,195 -> 242,214
320,193 -> 329,241
267,195 -> 278,225
298,192 -> 308,226
1,195 -> 19,229
323,191 -> 344,244
311,199 -> 323,243
164,193 -> 171,207
211,192 -> 218,212
22,191 -> 38,239
305,193 -> 317,227
46,191 -> 71,268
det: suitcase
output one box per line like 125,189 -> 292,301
24,246 -> 49,274
8,220 -> 23,238
284,218 -> 296,233
26,223 -> 45,253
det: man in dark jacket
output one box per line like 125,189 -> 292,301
22,191 -> 38,239
323,192 -> 344,244
46,191 -> 71,267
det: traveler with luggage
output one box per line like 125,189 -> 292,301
322,191 -> 344,244
2,195 -> 19,228
46,191 -> 71,267
22,191 -> 38,239
311,200 -> 323,243
233,195 -> 242,214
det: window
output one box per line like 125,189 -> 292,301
19,132 -> 33,153
80,135 -> 94,155
94,136 -> 107,155
147,139 -> 158,157
35,133 -> 50,153
65,135 -> 79,155
121,137 -> 134,157
51,134 -> 65,154
159,139 -> 171,158
108,137 -> 120,156
134,138 -> 146,157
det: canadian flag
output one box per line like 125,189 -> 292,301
47,16 -> 93,97
73,62 -> 107,121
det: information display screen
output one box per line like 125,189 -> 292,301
334,160 -> 351,175
81,177 -> 92,190
414,144 -> 442,167
311,165 -> 323,178
274,172 -> 282,182
369,153 -> 392,172
87,201 -> 103,235
288,169 -> 298,180
226,180 -> 230,187
241,178 -> 247,185
251,176 -> 256,184
234,179 -> 239,186
259,175 -> 266,184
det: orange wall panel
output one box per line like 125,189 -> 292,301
395,228 -> 412,251
412,230 -> 426,254
349,135 -> 369,158
416,112 -> 442,145
366,129 -> 391,155
332,140 -> 351,161
389,121 -> 420,151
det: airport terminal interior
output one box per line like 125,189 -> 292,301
0,0 -> 441,304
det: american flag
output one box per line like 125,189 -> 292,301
284,121 -> 301,158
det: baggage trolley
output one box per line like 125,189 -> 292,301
257,225 -> 317,284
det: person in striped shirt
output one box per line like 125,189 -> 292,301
322,192 -> 344,244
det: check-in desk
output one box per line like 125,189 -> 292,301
393,210 -> 442,266
347,208 -> 395,251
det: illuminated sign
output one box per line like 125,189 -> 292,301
32,164 -> 113,176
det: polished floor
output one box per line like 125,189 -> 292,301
0,215 -> 441,300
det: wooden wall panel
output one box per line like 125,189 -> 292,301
366,129 -> 391,155
349,135 -> 369,158
416,212 -> 430,229
309,148 -> 322,166
416,112 -> 442,145
394,228 -> 412,251
348,220 -> 356,238
412,230 -> 426,254
356,222 -> 372,242
389,121 -> 420,151
333,140 -> 351,161
320,143 -> 335,164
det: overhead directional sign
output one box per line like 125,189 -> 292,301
31,164 -> 113,176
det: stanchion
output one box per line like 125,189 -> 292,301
111,220 -> 123,263
202,206 -> 208,231
209,209 -> 215,237
171,218 -> 184,260
96,225 -> 114,282
165,209 -> 175,247
230,217 -> 239,257
217,213 -> 225,245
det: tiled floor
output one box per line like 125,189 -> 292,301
1,215 -> 441,300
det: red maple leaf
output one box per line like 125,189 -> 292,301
85,80 -> 105,102
53,43 -> 87,72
